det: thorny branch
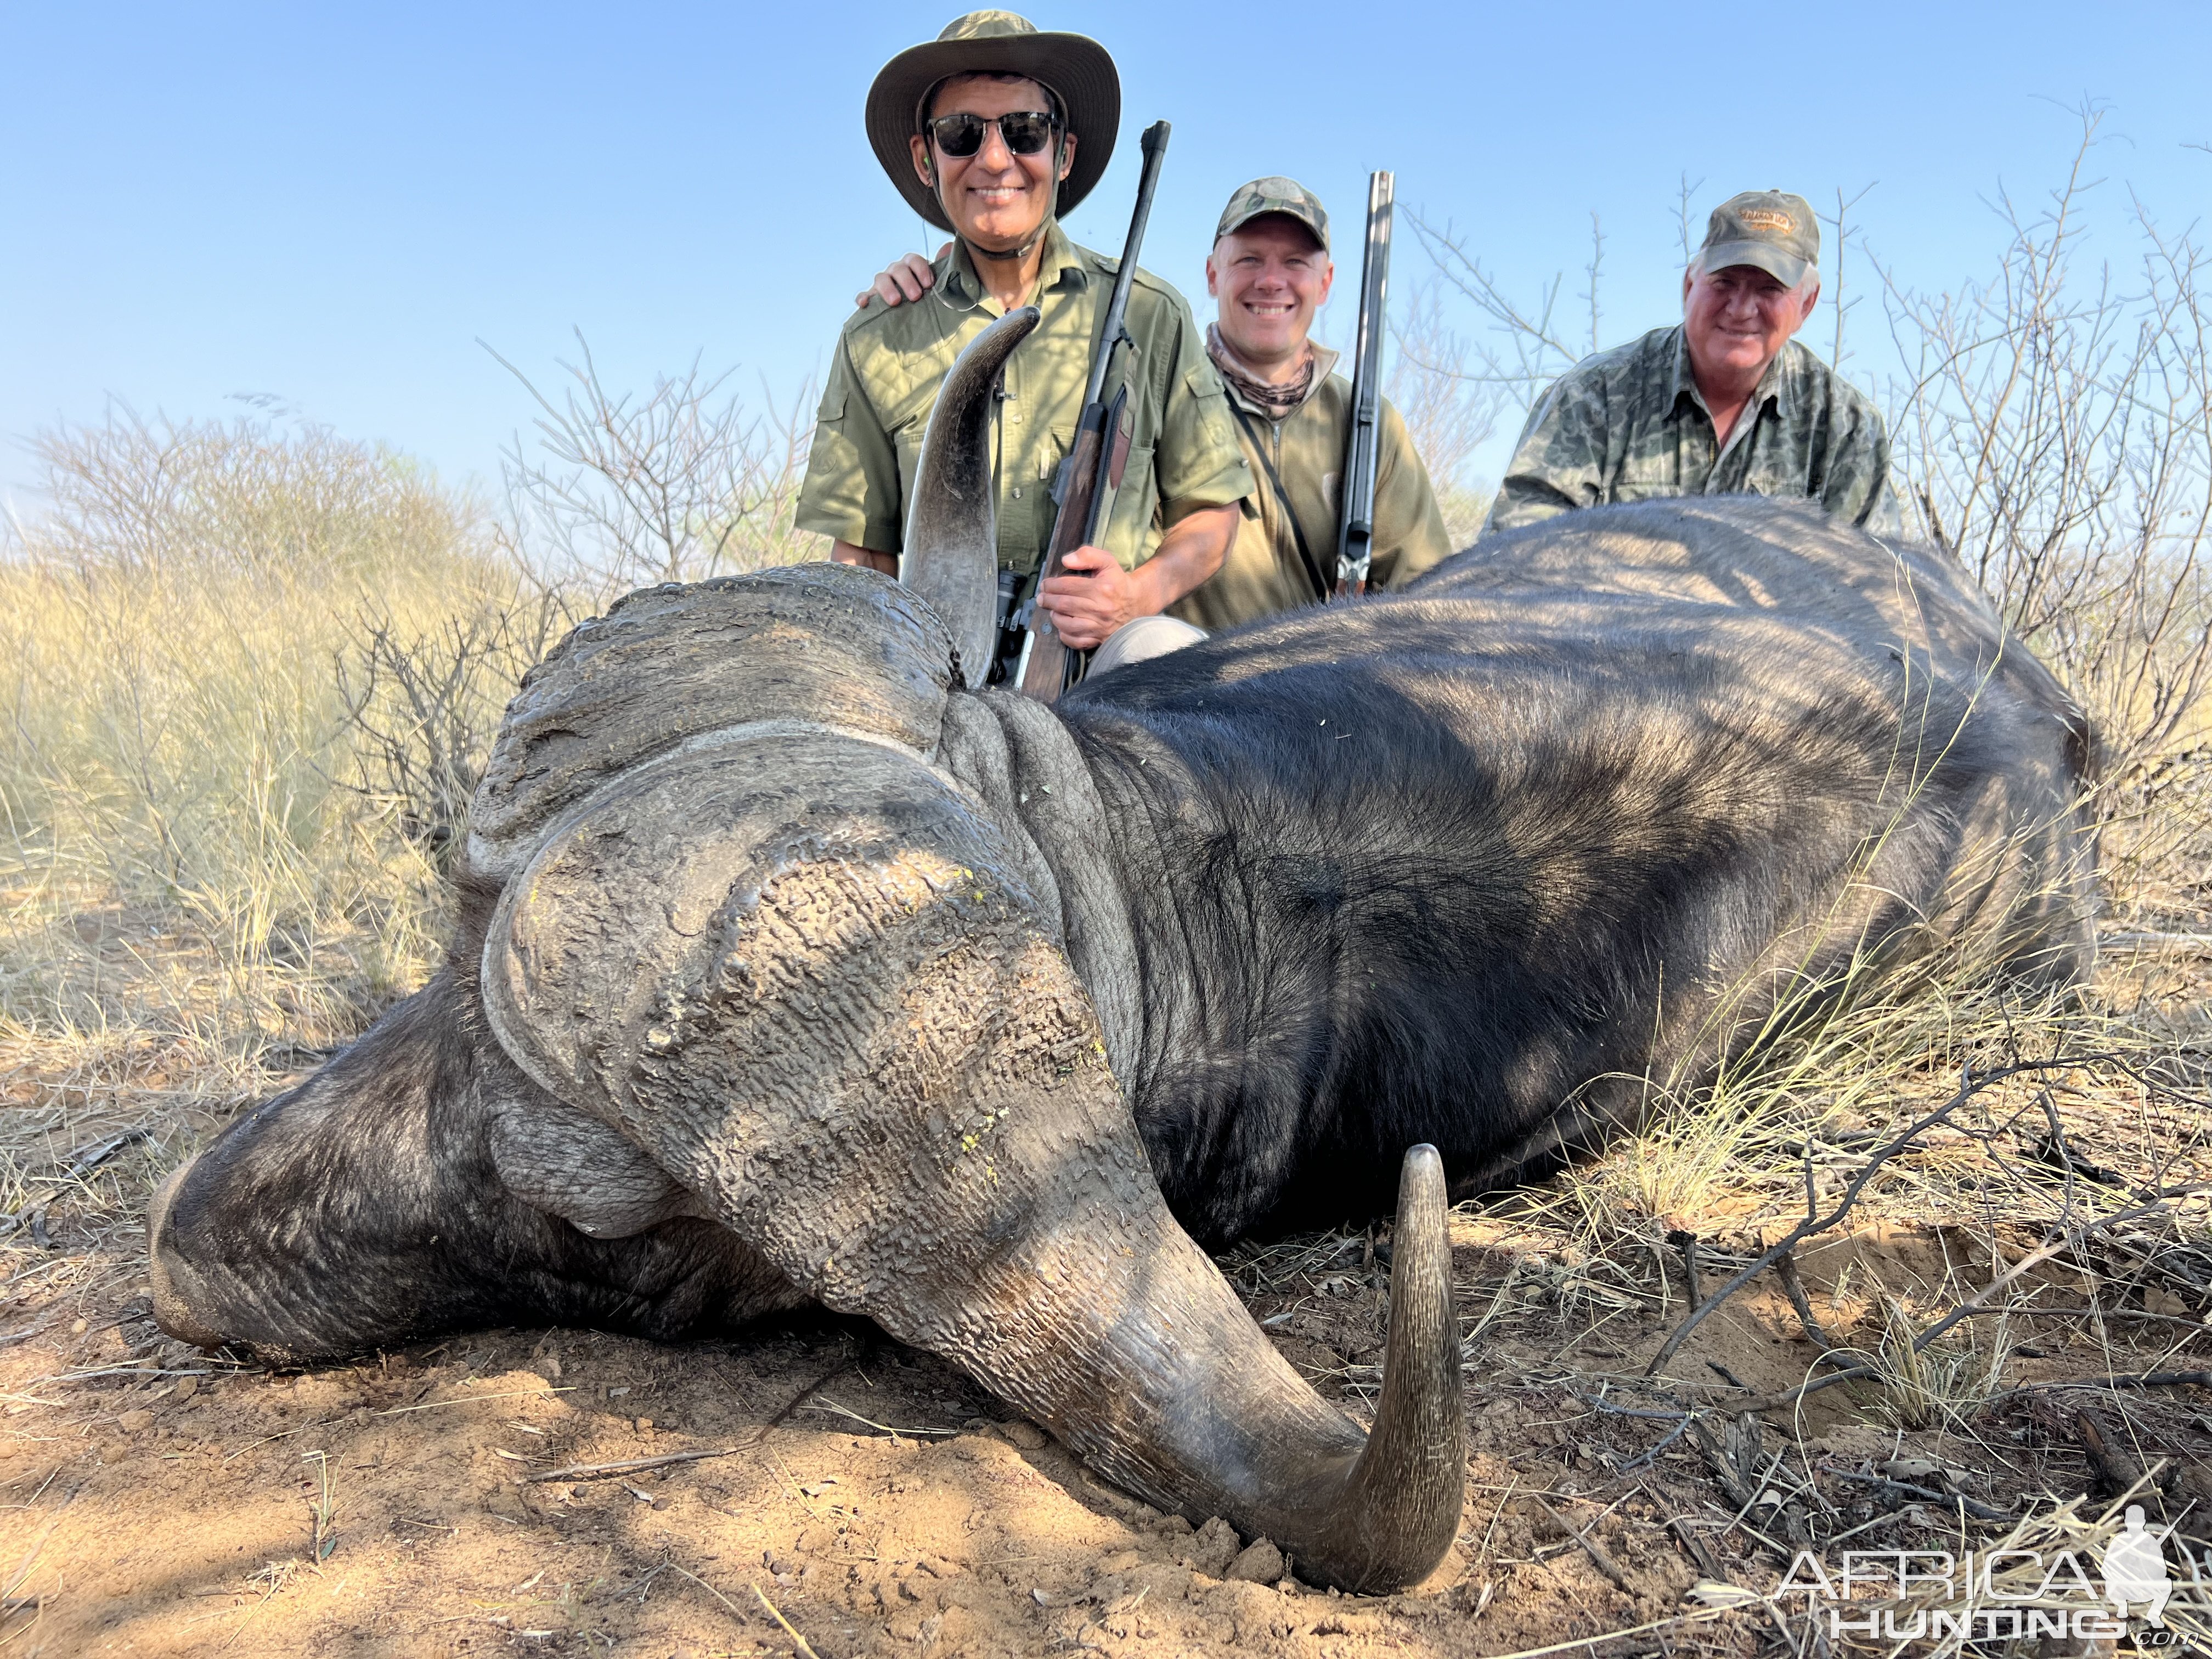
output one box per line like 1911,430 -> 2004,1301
484,331 -> 816,591
1877,106 -> 2212,783
1729,1180 -> 2212,1418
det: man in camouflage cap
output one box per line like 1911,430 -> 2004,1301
1483,190 -> 1901,537
1170,177 -> 1451,630
797,11 -> 1249,670
856,176 -> 1454,636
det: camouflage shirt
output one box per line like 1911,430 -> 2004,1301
1482,326 -> 1903,538
797,222 -> 1251,577
1172,343 -> 1453,630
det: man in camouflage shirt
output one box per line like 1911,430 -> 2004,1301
856,178 -> 1455,635
1483,191 -> 1902,538
798,11 -> 1249,668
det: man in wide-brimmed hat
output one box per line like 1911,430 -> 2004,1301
797,11 -> 1249,665
1483,190 -> 1901,536
860,176 -> 1456,635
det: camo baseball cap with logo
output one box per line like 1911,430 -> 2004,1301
1696,189 -> 1819,287
1214,177 -> 1330,252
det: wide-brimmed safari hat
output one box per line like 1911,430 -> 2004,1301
865,11 -> 1120,233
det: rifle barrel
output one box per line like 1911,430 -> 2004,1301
1085,121 -> 1171,410
1019,121 -> 1172,702
1334,170 -> 1395,597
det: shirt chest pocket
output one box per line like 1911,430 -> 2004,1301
1609,440 -> 1681,499
1030,425 -> 1156,560
1101,442 -> 1157,555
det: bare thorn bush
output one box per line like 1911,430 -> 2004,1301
1403,206 -> 1592,413
487,330 -> 821,592
1878,110 -> 2212,795
333,590 -> 578,871
1385,277 -> 1502,543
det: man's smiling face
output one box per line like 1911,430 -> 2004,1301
1681,261 -> 1819,387
907,74 -> 1072,256
1207,216 -> 1335,370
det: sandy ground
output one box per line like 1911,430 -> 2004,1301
3,1177 -> 2208,1659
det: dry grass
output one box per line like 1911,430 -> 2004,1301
0,417 -> 543,1305
0,377 -> 824,1215
1,412 -> 507,1050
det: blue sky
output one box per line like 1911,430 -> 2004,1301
4,1 -> 2208,509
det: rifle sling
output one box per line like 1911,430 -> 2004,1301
1229,402 -> 1331,603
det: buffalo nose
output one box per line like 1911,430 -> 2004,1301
146,1159 -> 226,1350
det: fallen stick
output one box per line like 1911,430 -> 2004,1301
1773,1250 -> 1838,1352
2099,932 -> 2212,955
1536,1495 -> 1634,1595
799,1396 -> 958,1438
1667,1230 -> 1703,1311
751,1581 -> 823,1659
1825,1466 -> 2011,1522
1686,1178 -> 2210,1415
1666,1515 -> 1726,1581
0,1132 -> 153,1238
524,1447 -> 743,1484
2072,1407 -> 2148,1499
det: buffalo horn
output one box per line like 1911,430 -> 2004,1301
902,305 -> 1041,687
479,733 -> 1464,1592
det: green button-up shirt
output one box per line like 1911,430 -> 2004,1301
1171,346 -> 1454,631
1482,325 -> 1903,538
797,223 -> 1251,577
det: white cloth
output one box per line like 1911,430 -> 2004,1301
1087,616 -> 1207,678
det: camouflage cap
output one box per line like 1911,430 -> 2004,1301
1696,190 -> 1819,287
1215,177 -> 1329,252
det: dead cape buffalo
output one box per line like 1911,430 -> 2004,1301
148,309 -> 2096,1593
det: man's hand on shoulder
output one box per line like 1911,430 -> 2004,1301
854,247 -> 951,310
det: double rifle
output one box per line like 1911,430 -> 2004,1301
1014,140 -> 1397,699
1333,171 -> 1395,598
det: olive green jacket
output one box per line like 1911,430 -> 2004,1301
1483,325 -> 1903,538
1171,349 -> 1453,631
797,223 -> 1251,577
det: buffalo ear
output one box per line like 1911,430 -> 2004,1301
901,306 -> 1041,689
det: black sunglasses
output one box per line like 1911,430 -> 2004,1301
925,110 -> 1060,159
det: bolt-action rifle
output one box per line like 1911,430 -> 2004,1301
1016,120 -> 1171,701
1333,171 -> 1395,597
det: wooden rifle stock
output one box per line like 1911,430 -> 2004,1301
1019,389 -> 1130,697
1334,171 -> 1395,598
1018,120 -> 1169,701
